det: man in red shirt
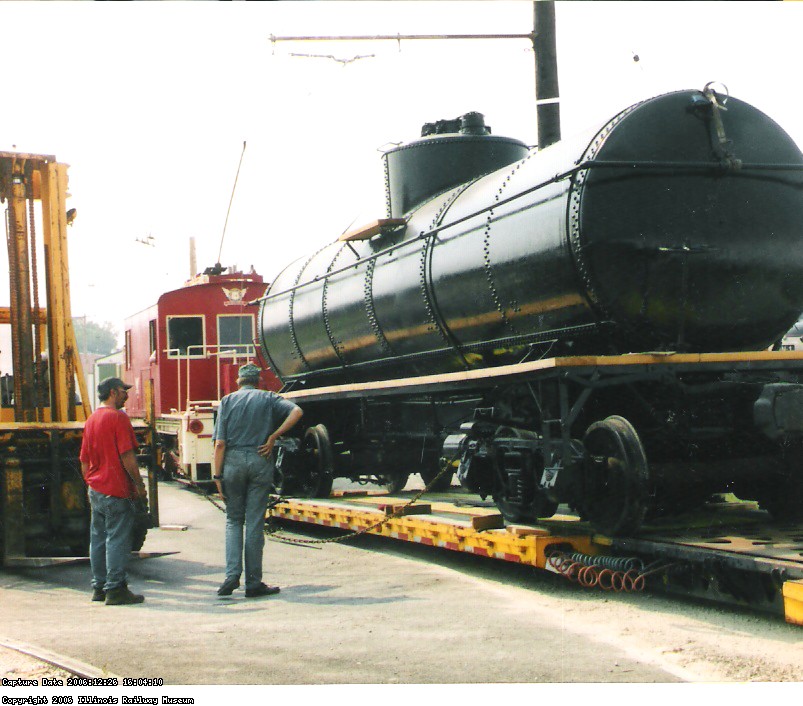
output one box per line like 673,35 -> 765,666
80,377 -> 147,605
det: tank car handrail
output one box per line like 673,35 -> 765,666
255,157 -> 803,305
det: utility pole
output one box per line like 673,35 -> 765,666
269,1 -> 561,148
533,1 -> 561,148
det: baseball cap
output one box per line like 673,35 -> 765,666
238,363 -> 262,379
98,377 -> 132,399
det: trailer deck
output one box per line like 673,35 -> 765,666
269,489 -> 803,626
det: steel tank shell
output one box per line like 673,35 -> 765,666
259,90 -> 803,384
573,91 -> 803,351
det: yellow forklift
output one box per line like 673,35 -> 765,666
0,152 -> 158,567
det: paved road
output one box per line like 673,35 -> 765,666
0,480 -> 684,685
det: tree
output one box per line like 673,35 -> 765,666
73,318 -> 118,356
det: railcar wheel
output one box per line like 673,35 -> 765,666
378,473 -> 409,494
491,427 -> 558,524
299,424 -> 334,498
581,415 -> 649,536
756,467 -> 803,522
420,459 -> 454,492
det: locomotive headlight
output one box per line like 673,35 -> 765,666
188,419 -> 204,435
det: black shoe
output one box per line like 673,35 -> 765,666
245,583 -> 280,598
217,578 -> 240,596
92,587 -> 106,602
105,586 -> 144,605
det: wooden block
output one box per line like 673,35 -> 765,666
470,514 -> 505,531
379,503 -> 432,517
428,501 -> 503,517
506,525 -> 550,537
332,490 -> 369,497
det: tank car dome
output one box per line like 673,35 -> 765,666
383,112 -> 530,218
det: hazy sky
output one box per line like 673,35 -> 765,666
2,1 -> 802,347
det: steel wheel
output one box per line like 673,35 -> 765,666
756,462 -> 803,522
420,457 -> 454,492
300,424 -> 334,498
491,427 -> 558,524
377,473 -> 409,494
581,415 -> 649,536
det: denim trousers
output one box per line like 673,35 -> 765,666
223,448 -> 273,590
88,487 -> 136,591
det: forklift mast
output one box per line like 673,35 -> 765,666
0,152 -> 157,566
0,152 -> 90,423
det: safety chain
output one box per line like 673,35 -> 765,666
204,453 -> 459,547
205,491 -> 288,515
546,548 -> 677,592
265,453 -> 459,546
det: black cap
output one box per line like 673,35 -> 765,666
98,377 -> 132,400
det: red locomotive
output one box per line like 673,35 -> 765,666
122,266 -> 280,484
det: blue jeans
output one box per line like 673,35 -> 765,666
223,448 -> 273,590
88,488 -> 136,591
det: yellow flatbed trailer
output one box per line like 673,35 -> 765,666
269,490 -> 803,626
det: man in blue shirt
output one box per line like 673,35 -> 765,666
213,363 -> 303,598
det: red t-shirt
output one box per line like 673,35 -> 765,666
80,406 -> 139,499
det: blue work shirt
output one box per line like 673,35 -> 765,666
212,385 -> 299,448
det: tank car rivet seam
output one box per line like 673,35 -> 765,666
480,163 -> 528,335
567,104 -> 638,321
322,244 -> 349,365
363,256 -> 393,356
288,249 -> 323,370
418,239 -> 449,341
433,183 -> 476,228
383,157 -> 392,218
256,303 -> 284,380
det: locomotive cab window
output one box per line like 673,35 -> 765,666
149,319 -> 157,356
166,315 -> 205,358
218,314 -> 254,356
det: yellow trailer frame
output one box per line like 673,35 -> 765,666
270,491 -> 803,627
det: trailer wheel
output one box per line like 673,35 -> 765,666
582,415 -> 649,536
